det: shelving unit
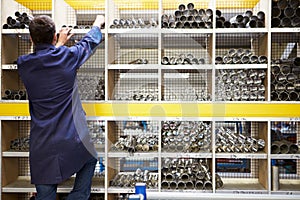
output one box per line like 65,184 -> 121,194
1,0 -> 300,200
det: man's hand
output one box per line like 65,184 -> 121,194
55,27 -> 74,48
93,15 -> 105,28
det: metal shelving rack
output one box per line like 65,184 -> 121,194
1,0 -> 300,200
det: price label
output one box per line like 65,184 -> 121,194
91,187 -> 102,192
233,191 -> 263,194
292,28 -> 300,32
290,117 -> 300,121
291,154 -> 300,159
3,64 -> 17,70
13,116 -> 30,120
230,154 -> 237,159
232,117 -> 247,121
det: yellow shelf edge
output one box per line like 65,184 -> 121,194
0,102 -> 300,118
15,0 -> 260,11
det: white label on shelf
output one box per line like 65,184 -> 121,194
292,28 -> 300,32
13,116 -> 30,120
291,154 -> 300,159
289,117 -> 300,121
2,64 -> 18,69
233,191 -> 264,194
232,117 -> 247,121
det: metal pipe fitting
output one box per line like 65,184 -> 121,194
161,56 -> 169,65
289,91 -> 299,101
177,181 -> 186,190
271,17 -> 281,27
281,17 -> 292,27
250,55 -> 259,64
195,180 -> 203,189
278,0 -> 288,10
203,180 -> 212,190
169,181 -> 177,189
278,91 -> 289,101
258,55 -> 268,64
161,180 -> 169,189
285,6 -> 295,18
187,3 -> 194,10
291,17 -> 300,27
246,20 -> 257,28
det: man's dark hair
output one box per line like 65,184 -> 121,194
29,15 -> 56,45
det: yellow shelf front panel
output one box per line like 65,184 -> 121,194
0,102 -> 300,118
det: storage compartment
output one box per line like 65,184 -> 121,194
108,0 -> 158,29
215,121 -> 268,154
162,69 -> 212,101
108,33 -> 158,65
271,33 -> 300,101
161,121 -> 212,153
215,33 -> 268,66
161,158 -> 215,191
108,120 -> 159,154
1,0 -> 52,30
216,0 -> 268,28
108,69 -> 159,101
215,68 -> 267,101
108,157 -> 159,191
161,1 -> 213,29
162,33 -> 212,65
271,159 -> 300,194
54,0 -> 105,29
216,158 -> 268,193
271,121 -> 300,154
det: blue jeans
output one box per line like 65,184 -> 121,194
35,157 -> 97,200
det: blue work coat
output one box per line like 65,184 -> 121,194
17,26 -> 102,184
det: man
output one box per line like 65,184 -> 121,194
17,15 -> 105,200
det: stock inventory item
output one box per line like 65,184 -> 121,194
216,9 -> 265,28
161,3 -> 213,29
3,11 -> 32,29
161,158 -> 222,190
271,57 -> 300,101
271,0 -> 300,27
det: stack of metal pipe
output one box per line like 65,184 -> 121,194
78,75 -> 105,100
162,53 -> 206,65
161,121 -> 211,152
216,9 -> 265,28
111,134 -> 158,153
10,137 -> 30,151
110,169 -> 158,188
271,139 -> 299,154
161,3 -> 213,29
272,0 -> 300,27
115,88 -> 159,101
110,18 -> 158,29
215,127 -> 265,153
2,89 -> 27,100
271,57 -> 300,101
88,121 -> 105,147
215,69 -> 266,101
161,158 -> 223,190
3,11 -> 32,29
215,49 -> 268,65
